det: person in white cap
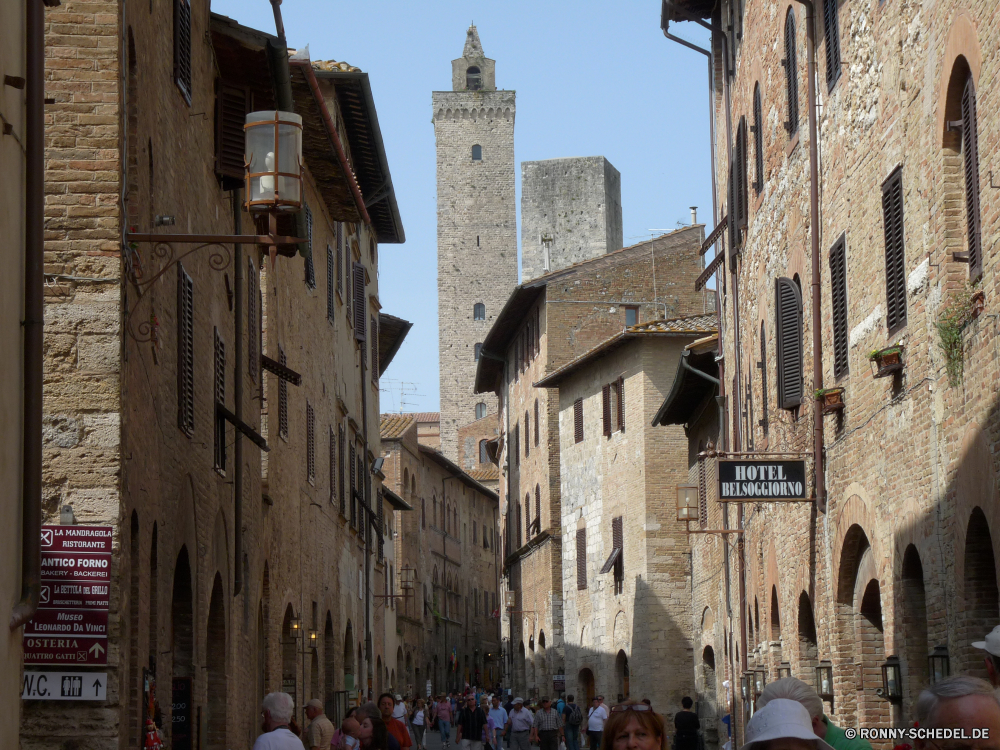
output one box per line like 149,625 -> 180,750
972,625 -> 1000,687
757,678 -> 870,750
393,695 -> 409,721
739,698 -> 836,750
305,698 -> 335,750
506,698 -> 533,750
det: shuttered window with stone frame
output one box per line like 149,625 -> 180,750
177,264 -> 195,437
698,453 -> 708,529
612,516 -> 624,595
822,0 -> 842,89
574,399 -> 584,444
576,528 -> 587,590
346,234 -> 353,326
602,383 -> 612,437
173,0 -> 192,103
278,346 -> 289,440
326,245 -> 335,322
617,376 -> 625,432
881,167 -> 908,333
214,82 -> 248,189
782,10 -> 799,136
759,322 -> 769,436
213,327 -> 226,471
535,485 -> 541,534
336,224 -> 344,297
353,262 -> 366,343
350,443 -> 357,527
248,260 -> 259,381
534,399 -> 539,446
829,234 -> 849,379
306,402 -> 315,485
524,411 -> 530,458
329,427 -> 336,505
371,316 -> 379,382
514,423 -> 520,467
516,501 -> 523,548
304,205 -> 316,289
377,489 -> 384,561
736,117 -> 748,230
775,277 -> 804,410
961,74 -> 983,280
338,424 -> 346,515
752,84 -> 764,195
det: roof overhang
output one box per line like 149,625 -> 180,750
378,313 -> 413,377
652,345 -> 720,427
417,445 -> 499,501
473,284 -> 546,394
661,0 -> 714,33
383,487 -> 412,511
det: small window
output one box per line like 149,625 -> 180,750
474,343 -> 483,361
612,516 -> 624,595
752,84 -> 764,194
882,167 -> 907,333
822,0 -> 842,88
329,427 -> 336,504
576,528 -> 587,590
475,402 -> 487,420
338,425 -> 346,514
524,410 -> 530,457
474,302 -> 486,320
759,323 -> 769,436
213,327 -> 225,471
177,264 -> 194,437
625,307 -> 638,327
783,10 -> 800,135
278,346 -> 289,440
306,402 -> 315,484
304,204 -> 316,289
466,66 -> 482,91
574,399 -> 584,444
479,439 -> 488,464
326,244 -> 335,321
960,74 -> 982,279
775,277 -> 803,409
534,399 -> 539,446
173,0 -> 192,103
471,144 -> 482,161
336,224 -> 344,297
514,423 -> 520,467
830,235 -> 849,379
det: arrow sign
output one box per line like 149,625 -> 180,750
92,678 -> 102,695
22,671 -> 106,701
88,642 -> 104,658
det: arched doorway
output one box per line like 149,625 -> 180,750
528,636 -> 536,695
344,621 -> 355,692
701,646 -> 717,723
538,631 -> 547,695
517,641 -> 527,696
964,508 -> 999,675
282,605 -> 298,704
857,578 -> 887,728
797,592 -> 818,681
171,547 -> 194,750
615,650 -> 629,702
325,613 -> 336,714
206,574 -> 227,750
770,586 -> 783,673
578,668 -> 596,707
377,656 -> 383,695
901,545 -> 929,712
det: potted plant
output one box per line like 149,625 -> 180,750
869,344 -> 904,378
972,289 -> 986,319
815,387 -> 845,413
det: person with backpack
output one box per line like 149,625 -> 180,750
562,695 -> 583,750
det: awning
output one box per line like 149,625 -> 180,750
599,547 -> 622,575
652,345 -> 719,427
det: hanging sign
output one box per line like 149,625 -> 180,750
717,459 -> 807,500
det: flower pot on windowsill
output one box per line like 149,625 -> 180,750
971,290 -> 986,319
816,387 -> 845,414
869,344 -> 904,378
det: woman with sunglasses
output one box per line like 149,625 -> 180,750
600,702 -> 665,750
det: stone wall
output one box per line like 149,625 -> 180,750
521,156 -> 623,281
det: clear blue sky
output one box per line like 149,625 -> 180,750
212,0 -> 713,413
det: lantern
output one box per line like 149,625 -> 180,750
816,660 -> 833,701
928,646 -> 950,685
881,655 -> 902,702
677,485 -> 699,522
245,111 -> 303,213
289,615 -> 302,639
777,662 -> 791,679
754,667 -> 767,696
740,673 -> 750,700
308,629 -> 319,649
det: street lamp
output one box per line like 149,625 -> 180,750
928,646 -> 950,685
777,662 -> 791,679
308,629 -> 319,649
677,485 -> 699,522
290,615 -> 303,639
881,656 -> 902,702
245,110 -> 303,212
816,660 -> 833,701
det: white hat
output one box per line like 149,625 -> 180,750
972,625 -> 1000,657
738,699 -> 835,750
513,697 -> 524,704
395,694 -> 403,701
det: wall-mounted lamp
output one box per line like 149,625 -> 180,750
928,646 -> 950,685
777,662 -> 791,680
880,655 -> 902,703
816,660 -> 833,701
289,615 -> 302,639
677,485 -> 699,522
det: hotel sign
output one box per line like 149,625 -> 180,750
718,459 -> 807,500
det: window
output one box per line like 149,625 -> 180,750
471,144 -> 482,161
214,84 -> 248,187
474,343 -> 482,361
421,498 -> 426,528
534,399 -> 539,446
467,66 -> 482,90
278,346 -> 289,440
326,245 -> 335,321
369,237 -> 376,263
535,485 -> 540,532
173,0 -> 192,103
371,316 -> 379,382
758,323 -> 769,435
735,117 -> 748,229
473,521 -> 477,545
612,516 -> 624,595
752,84 -> 764,194
329,427 -> 336,504
830,235 -> 849,379
177,264 -> 194,437
822,0 -> 842,88
350,443 -> 357,527
775,277 -> 804,409
306,403 -> 315,484
353,262 -> 367,341
248,260 -> 258,380
574,399 -> 584,443
346,234 -> 353,325
336,224 -> 344,297
617,376 -> 625,432
525,495 -> 531,539
882,167 -> 907,333
516,501 -> 522,548
783,10 -> 799,135
524,411 -> 529,457
213,327 -> 225,471
576,528 -> 587,590
304,205 -> 316,289
961,74 -> 982,279
603,381 -> 623,436
338,425 -> 346,514
514,423 -> 520,467
603,383 -> 613,437
474,302 -> 486,320
479,439 -> 488,464
475,402 -> 487,420
625,306 -> 638,327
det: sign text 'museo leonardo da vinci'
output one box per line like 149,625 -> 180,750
718,459 -> 807,500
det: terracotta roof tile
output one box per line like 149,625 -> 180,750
380,413 -> 415,440
626,313 -> 718,335
468,465 -> 500,482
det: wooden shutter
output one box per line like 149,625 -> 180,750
177,264 -> 194,436
775,277 -> 804,409
737,118 -> 748,229
535,485 -> 541,531
830,235 -> 849,378
617,376 -> 625,432
350,443 -> 357,526
345,239 -> 353,325
371,316 -> 379,380
525,496 -> 531,539
759,322 -> 769,435
524,411 -> 530,457
215,83 -> 248,186
173,0 -> 192,101
574,399 -> 584,443
783,11 -> 798,135
336,224 -> 344,296
353,262 -> 366,340
306,402 -> 315,483
278,346 -> 288,439
602,383 -> 612,437
326,245 -> 335,321
329,427 -> 336,504
516,502 -> 522,547
698,454 -> 708,529
213,327 -> 225,470
304,206 -> 316,289
822,0 -> 842,87
576,528 -> 587,590
338,425 -> 346,514
962,75 -> 982,279
534,399 -> 539,446
514,424 -> 520,467
248,260 -> 258,381
612,516 -> 624,591
881,168 -> 907,332
753,85 -> 764,194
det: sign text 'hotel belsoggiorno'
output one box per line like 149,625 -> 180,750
717,459 -> 808,500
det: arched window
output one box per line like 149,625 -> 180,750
474,343 -> 483,361
474,302 -> 486,320
475,402 -> 487,420
783,10 -> 799,136
466,66 -> 482,90
471,144 -> 482,161
479,439 -> 488,464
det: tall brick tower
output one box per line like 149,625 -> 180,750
434,25 -> 517,460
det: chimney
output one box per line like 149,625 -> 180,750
690,206 -> 698,225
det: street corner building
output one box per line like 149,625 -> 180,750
14,2 -> 412,748
661,0 -> 1000,744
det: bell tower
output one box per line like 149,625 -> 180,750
433,25 -> 518,460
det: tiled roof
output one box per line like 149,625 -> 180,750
468,465 -> 500,482
380,413 -> 415,440
626,313 -> 718,335
412,412 -> 440,423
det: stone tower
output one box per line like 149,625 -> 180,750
434,25 -> 517,460
520,156 -> 623,281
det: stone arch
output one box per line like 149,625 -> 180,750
517,641 -> 527,695
171,546 -> 194,742
937,11 -> 982,140
797,591 -> 819,684
701,645 -> 718,721
702,606 -> 715,632
954,425 -> 1000,591
282,604 -> 297,706
578,667 -> 596,706
325,612 -> 336,713
616,650 -> 630,702
832,489 -> 883,599
770,586 -> 781,642
962,508 -> 999,676
613,610 -> 629,651
206,573 -> 227,750
538,630 -> 547,688
900,545 -> 929,713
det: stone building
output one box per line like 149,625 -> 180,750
535,316 -> 716,709
474,226 -> 709,698
380,414 -> 501,695
435,25 -> 518,461
661,0 -> 1000,742
22,6 -> 408,748
521,157 -> 623,281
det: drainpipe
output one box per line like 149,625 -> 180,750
793,0 -> 825,512
11,0 -> 49,632
233,191 -> 244,597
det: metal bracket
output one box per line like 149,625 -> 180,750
216,402 -> 269,452
261,354 -> 302,385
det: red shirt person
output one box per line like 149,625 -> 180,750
380,692 -> 413,749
